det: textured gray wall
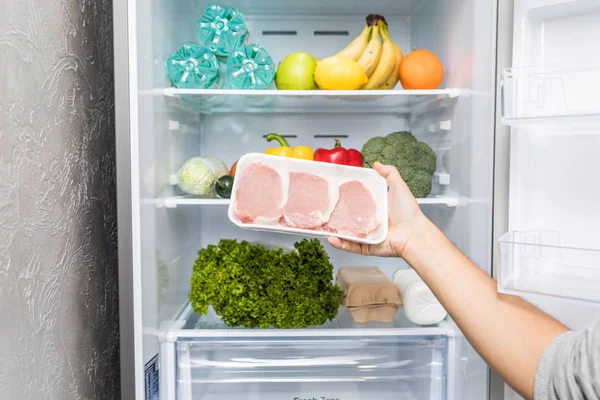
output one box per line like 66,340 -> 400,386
0,0 -> 120,399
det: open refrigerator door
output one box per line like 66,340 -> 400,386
498,0 -> 600,398
114,0 -> 498,399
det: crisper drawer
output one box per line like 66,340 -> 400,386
175,335 -> 448,400
160,305 -> 455,400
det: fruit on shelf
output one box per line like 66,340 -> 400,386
362,21 -> 400,89
330,14 -> 404,90
275,52 -> 318,90
377,24 -> 404,90
314,56 -> 368,90
356,16 -> 382,78
335,24 -> 371,61
398,49 -> 444,90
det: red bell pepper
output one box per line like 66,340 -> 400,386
347,148 -> 363,167
314,139 -> 363,167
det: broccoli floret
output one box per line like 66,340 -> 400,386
361,131 -> 437,198
381,143 -> 417,180
385,131 -> 417,146
380,141 -> 404,162
361,136 -> 386,167
416,142 -> 437,175
405,171 -> 433,199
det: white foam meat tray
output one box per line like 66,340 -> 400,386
228,153 -> 388,245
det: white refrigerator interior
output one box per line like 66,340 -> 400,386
499,0 -> 600,398
122,0 -> 498,399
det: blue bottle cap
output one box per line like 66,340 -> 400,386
166,42 -> 220,89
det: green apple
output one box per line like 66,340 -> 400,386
275,52 -> 318,90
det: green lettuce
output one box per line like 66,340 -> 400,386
189,239 -> 342,328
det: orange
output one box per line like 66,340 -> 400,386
398,49 -> 444,90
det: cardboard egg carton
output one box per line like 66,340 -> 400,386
336,266 -> 402,323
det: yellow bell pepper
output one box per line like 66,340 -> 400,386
265,146 -> 293,157
264,134 -> 314,161
291,145 -> 314,161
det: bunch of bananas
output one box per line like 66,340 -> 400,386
335,15 -> 404,90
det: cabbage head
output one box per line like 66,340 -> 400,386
177,157 -> 228,197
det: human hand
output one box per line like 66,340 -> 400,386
327,162 -> 426,258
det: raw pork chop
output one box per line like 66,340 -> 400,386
324,180 -> 380,238
234,162 -> 285,225
282,172 -> 336,229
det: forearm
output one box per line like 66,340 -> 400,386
402,215 -> 569,400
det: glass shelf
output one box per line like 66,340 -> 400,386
157,88 -> 462,115
161,303 -> 455,338
498,230 -> 600,303
154,195 -> 460,208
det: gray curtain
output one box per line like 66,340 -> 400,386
0,0 -> 120,398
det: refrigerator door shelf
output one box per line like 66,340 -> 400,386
158,88 -> 462,115
498,230 -> 600,303
159,305 -> 455,400
501,64 -> 600,125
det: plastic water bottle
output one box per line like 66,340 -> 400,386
197,5 -> 248,57
226,44 -> 275,90
393,269 -> 447,325
166,42 -> 221,89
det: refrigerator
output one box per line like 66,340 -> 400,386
112,0 -> 600,399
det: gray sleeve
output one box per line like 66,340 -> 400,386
534,319 -> 600,400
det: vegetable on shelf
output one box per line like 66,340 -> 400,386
189,239 -> 342,329
176,157 -> 229,197
264,133 -> 314,161
229,160 -> 238,177
314,139 -> 363,167
216,175 -> 234,198
362,131 -> 436,198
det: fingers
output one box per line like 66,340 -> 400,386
372,162 -> 420,223
373,161 -> 412,196
373,162 -> 397,179
373,162 -> 404,186
327,236 -> 370,255
327,236 -> 343,248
